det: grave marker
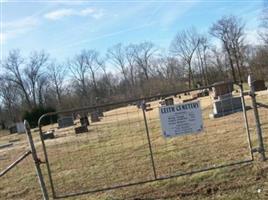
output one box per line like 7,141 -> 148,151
210,82 -> 242,118
91,112 -> 100,122
58,116 -> 74,128
75,126 -> 88,134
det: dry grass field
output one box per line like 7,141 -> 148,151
1,90 -> 268,200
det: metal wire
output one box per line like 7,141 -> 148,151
2,84 -> 265,200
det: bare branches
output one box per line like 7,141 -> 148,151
47,63 -> 66,107
131,42 -> 157,81
170,27 -> 200,88
210,15 -> 245,82
69,50 -> 101,105
25,51 -> 49,106
3,50 -> 32,108
0,12 -> 267,126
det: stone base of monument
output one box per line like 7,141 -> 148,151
145,108 -> 153,112
75,126 -> 88,134
91,112 -> 100,123
209,96 -> 243,118
97,109 -> 104,117
165,98 -> 174,106
43,130 -> 55,140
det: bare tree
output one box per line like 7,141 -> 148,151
24,50 -> 49,107
69,52 -> 89,100
37,75 -> 48,107
83,50 -> 101,99
3,50 -> 32,108
125,45 -> 137,89
69,50 -> 101,105
131,42 -> 157,81
0,78 -> 20,123
154,56 -> 183,88
170,27 -> 200,88
248,46 -> 268,80
98,57 -> 113,98
196,36 -> 209,85
210,15 -> 245,82
210,47 -> 229,81
107,43 -> 129,86
48,63 -> 66,107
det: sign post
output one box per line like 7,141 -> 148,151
159,101 -> 203,138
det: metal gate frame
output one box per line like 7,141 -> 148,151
35,82 -> 257,199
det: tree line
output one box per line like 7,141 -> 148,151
0,14 -> 267,127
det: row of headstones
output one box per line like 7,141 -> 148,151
44,110 -> 105,138
139,80 -> 267,119
9,80 -> 268,136
58,110 -> 104,127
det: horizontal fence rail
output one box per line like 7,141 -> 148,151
35,83 -> 255,199
0,150 -> 31,177
3,81 -> 268,200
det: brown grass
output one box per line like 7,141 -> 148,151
1,91 -> 268,200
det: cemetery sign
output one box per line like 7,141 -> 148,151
159,101 -> 203,138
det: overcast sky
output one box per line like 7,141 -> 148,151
1,0 -> 265,61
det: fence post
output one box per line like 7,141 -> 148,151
24,120 -> 49,200
141,101 -> 157,179
238,83 -> 254,160
248,75 -> 266,161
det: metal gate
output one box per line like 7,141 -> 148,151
35,83 -> 255,199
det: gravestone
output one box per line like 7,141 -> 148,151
212,81 -> 233,99
143,103 -> 152,111
165,98 -> 174,106
58,116 -> 74,128
75,126 -> 88,134
16,122 -> 25,134
80,116 -> 90,126
91,112 -> 100,123
97,109 -> 104,117
9,122 -> 25,134
203,89 -> 209,96
9,125 -> 17,134
43,130 -> 55,140
146,108 -> 153,112
182,97 -> 198,103
210,82 -> 242,118
253,80 -> 266,91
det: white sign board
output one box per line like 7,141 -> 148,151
159,101 -> 203,138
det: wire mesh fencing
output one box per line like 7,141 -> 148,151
0,129 -> 42,200
145,87 -> 253,179
36,85 -> 254,199
39,103 -> 156,198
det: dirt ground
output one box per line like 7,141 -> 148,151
1,90 -> 268,200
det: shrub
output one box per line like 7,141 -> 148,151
23,107 -> 57,128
